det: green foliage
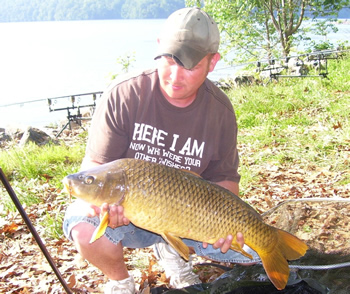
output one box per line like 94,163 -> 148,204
304,19 -> 342,52
110,52 -> 136,80
121,0 -> 184,19
185,0 -> 349,63
1,178 -> 43,211
0,0 -> 185,22
40,209 -> 64,239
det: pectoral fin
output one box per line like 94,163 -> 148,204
230,241 -> 253,259
90,211 -> 109,243
161,232 -> 190,261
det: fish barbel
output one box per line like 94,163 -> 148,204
63,158 -> 308,290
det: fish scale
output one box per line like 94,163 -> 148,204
63,158 -> 308,290
125,160 -> 238,241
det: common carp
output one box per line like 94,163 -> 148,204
63,158 -> 308,290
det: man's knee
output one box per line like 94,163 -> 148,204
71,222 -> 95,246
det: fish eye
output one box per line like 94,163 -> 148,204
84,176 -> 95,185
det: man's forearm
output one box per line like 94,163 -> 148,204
81,156 -> 103,170
216,180 -> 239,196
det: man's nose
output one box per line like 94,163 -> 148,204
169,64 -> 185,82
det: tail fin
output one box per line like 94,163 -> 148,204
259,229 -> 308,290
277,229 -> 308,260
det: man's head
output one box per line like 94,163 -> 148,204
155,7 -> 220,70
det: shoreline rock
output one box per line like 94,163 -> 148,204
0,121 -> 89,149
19,127 -> 57,146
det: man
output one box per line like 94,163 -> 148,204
63,7 -> 259,294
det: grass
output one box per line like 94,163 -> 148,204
0,140 -> 86,238
0,141 -> 85,186
231,53 -> 350,192
0,53 -> 349,238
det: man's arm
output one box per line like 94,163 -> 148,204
80,156 -> 103,170
216,180 -> 239,196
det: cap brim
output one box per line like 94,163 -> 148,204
155,42 -> 207,69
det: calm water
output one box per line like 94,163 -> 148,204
0,19 -> 349,128
0,19 -> 164,127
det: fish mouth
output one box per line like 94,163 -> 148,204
62,177 -> 73,198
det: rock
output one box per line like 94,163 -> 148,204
214,75 -> 257,90
4,126 -> 25,141
19,127 -> 54,146
0,129 -> 11,147
231,75 -> 256,87
213,80 -> 232,90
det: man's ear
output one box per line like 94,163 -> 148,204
209,53 -> 221,72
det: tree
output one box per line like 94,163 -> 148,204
0,0 -> 184,22
121,0 -> 184,19
186,0 -> 349,64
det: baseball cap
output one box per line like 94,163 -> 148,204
155,7 -> 220,69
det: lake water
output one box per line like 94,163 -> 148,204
0,19 -> 349,128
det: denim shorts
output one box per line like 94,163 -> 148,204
63,202 -> 261,264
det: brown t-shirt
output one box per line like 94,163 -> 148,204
86,69 -> 240,183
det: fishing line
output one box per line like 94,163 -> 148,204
290,262 -> 350,270
261,197 -> 350,217
0,168 -> 72,294
200,261 -> 350,271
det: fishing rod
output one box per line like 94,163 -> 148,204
0,91 -> 103,108
0,168 -> 72,294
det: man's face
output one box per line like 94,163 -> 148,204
157,53 -> 220,107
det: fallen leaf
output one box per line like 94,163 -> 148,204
1,222 -> 19,234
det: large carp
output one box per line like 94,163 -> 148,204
63,158 -> 308,290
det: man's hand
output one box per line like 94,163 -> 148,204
202,232 -> 244,253
105,204 -> 130,228
83,201 -> 130,228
